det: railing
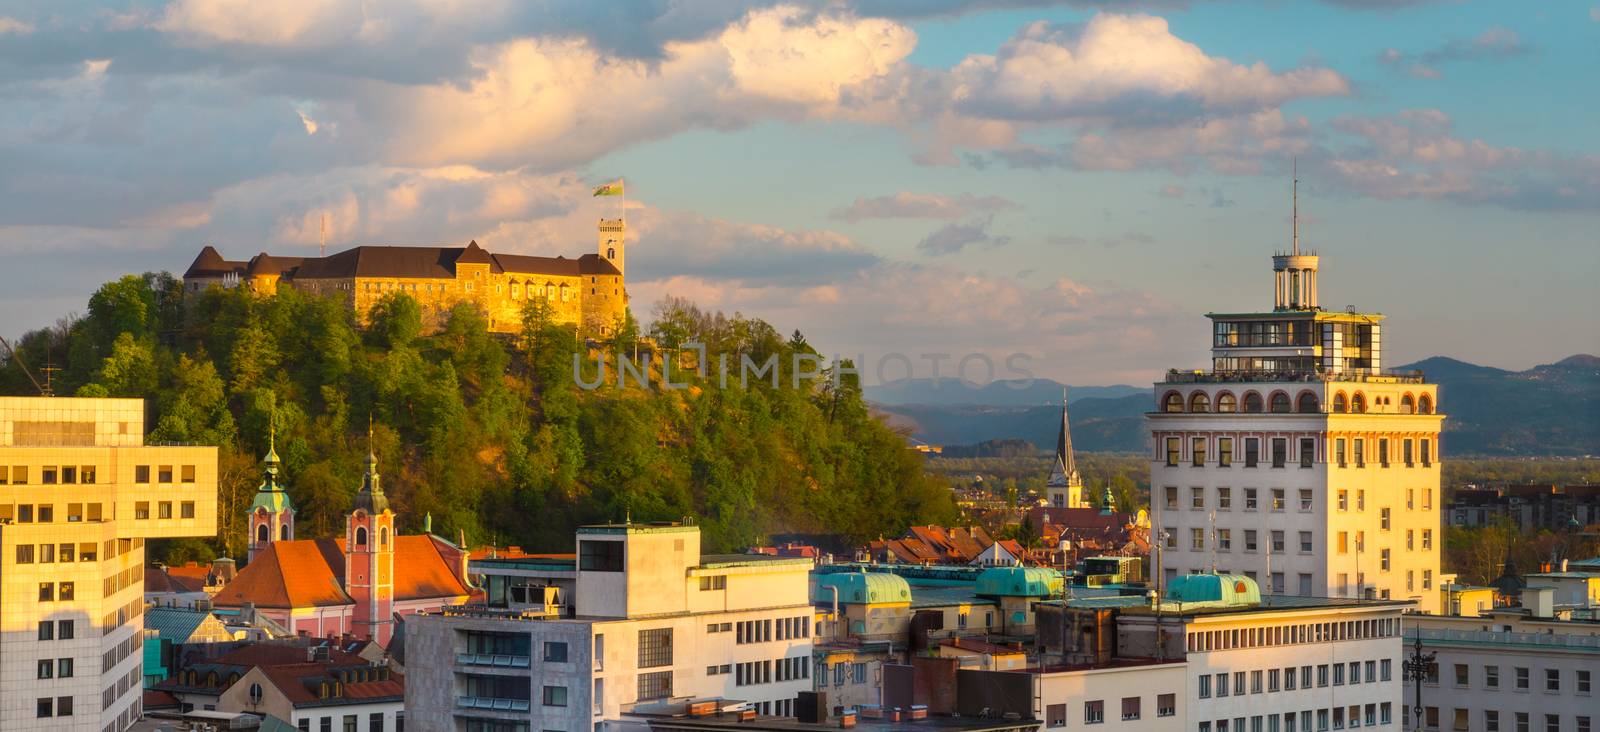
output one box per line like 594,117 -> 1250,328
456,653 -> 532,668
1409,627 -> 1600,651
457,696 -> 532,712
1162,369 -> 1426,384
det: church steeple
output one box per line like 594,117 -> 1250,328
353,416 -> 389,514
248,421 -> 295,563
346,415 -> 396,645
1046,388 -> 1088,508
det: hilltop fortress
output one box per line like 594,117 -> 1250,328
183,219 -> 627,337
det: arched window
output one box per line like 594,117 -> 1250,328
256,524 -> 269,544
1216,392 -> 1237,413
1269,392 -> 1291,413
380,527 -> 389,547
355,527 -> 368,547
1189,392 -> 1211,413
607,247 -> 616,259
1419,394 -> 1434,414
1352,392 -> 1367,413
1163,392 -> 1184,413
510,283 -> 521,300
1400,394 -> 1416,414
1243,391 -> 1264,413
1297,391 -> 1320,413
280,524 -> 290,540
1332,392 -> 1348,413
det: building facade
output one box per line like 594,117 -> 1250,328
0,396 -> 218,731
1148,241 -> 1445,612
405,522 -> 816,732
183,220 -> 628,337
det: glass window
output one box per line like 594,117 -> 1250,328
638,628 -> 672,668
542,686 -> 567,707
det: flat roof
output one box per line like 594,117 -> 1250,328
579,522 -> 699,535
1059,594 -> 1413,616
699,554 -> 813,570
646,714 -> 1037,732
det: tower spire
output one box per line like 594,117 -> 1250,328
354,414 -> 388,513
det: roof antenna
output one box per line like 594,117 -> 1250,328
0,335 -> 48,396
320,213 -> 328,258
1291,157 -> 1299,256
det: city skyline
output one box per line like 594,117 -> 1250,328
2,1 -> 1597,383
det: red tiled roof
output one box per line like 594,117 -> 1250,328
254,663 -> 404,707
144,689 -> 181,709
147,567 -> 207,594
215,534 -> 470,610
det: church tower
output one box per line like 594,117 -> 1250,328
1046,390 -> 1089,508
346,424 -> 396,645
247,426 -> 294,564
599,218 -> 625,276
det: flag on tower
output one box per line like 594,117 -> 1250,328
593,179 -> 624,197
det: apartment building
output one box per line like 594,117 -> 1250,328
0,396 -> 218,731
405,521 -> 816,732
1405,584 -> 1600,732
1149,238 -> 1444,612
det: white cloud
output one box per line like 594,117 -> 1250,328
830,192 -> 1016,221
916,215 -> 1011,255
0,16 -> 34,34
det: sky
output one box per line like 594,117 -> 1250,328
0,0 -> 1596,385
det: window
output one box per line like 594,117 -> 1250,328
1245,487 -> 1258,510
1219,438 -> 1234,467
542,686 -> 568,707
1166,437 -> 1180,466
1422,439 -> 1432,466
38,659 -> 53,679
1423,530 -> 1433,550
1354,438 -> 1365,467
1192,528 -> 1205,551
1547,669 -> 1560,692
638,628 -> 672,668
37,698 -> 52,718
181,502 -> 196,519
1273,489 -> 1286,511
39,583 -> 54,602
57,658 -> 72,678
1121,696 -> 1140,721
16,544 -> 34,564
1192,487 -> 1205,510
1424,569 -> 1433,589
1578,669 -> 1590,693
1404,440 -> 1414,467
1299,489 -> 1313,511
1319,664 -> 1329,687
1338,490 -> 1348,511
1158,694 -> 1175,717
1193,437 -> 1207,466
159,501 -> 173,519
59,620 -> 73,639
1488,711 -> 1501,732
1047,704 -> 1067,728
1516,714 -> 1529,732
1219,529 -> 1232,551
1164,393 -> 1184,413
1381,549 -> 1391,571
1166,487 -> 1178,509
1285,666 -> 1298,690
579,540 -> 623,571
1199,674 -> 1212,698
1379,439 -> 1390,468
370,714 -> 384,732
1547,716 -> 1559,732
159,465 -> 173,482
1084,700 -> 1105,724
1272,438 -> 1287,468
1299,438 -> 1315,467
1245,530 -> 1258,552
1165,531 -> 1177,549
1486,665 -> 1499,688
1218,672 -> 1230,697
1381,508 -> 1391,530
1218,487 -> 1232,510
1245,438 -> 1260,467
1299,531 -> 1313,553
1252,670 -> 1263,693
1455,664 -> 1470,686
344,716 -> 357,732
135,502 -> 150,520
638,671 -> 672,701
1298,574 -> 1313,595
544,642 -> 567,662
1336,439 -> 1347,467
698,575 -> 727,591
1516,667 -> 1529,689
38,621 -> 53,640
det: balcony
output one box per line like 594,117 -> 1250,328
456,652 -> 532,669
1408,627 -> 1600,653
1162,369 -> 1425,385
458,696 -> 532,712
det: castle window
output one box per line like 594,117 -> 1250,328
355,527 -> 368,546
1351,393 -> 1367,413
608,248 -> 616,258
1333,392 -> 1348,412
1400,394 -> 1415,414
257,524 -> 269,544
1419,394 -> 1434,414
280,524 -> 289,540
380,527 -> 389,547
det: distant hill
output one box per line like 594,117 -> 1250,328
864,378 -> 1144,406
877,355 -> 1599,457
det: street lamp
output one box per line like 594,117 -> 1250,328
1403,633 -> 1436,729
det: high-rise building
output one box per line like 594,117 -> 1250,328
405,521 -> 816,732
1148,217 -> 1444,612
0,396 -> 218,731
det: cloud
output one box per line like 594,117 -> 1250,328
1158,185 -> 1186,198
1379,26 -> 1529,79
0,16 -> 33,34
916,215 -> 1012,255
949,15 -> 1348,122
830,192 -> 1016,221
1592,6 -> 1600,21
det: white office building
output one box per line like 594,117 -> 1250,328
0,397 -> 218,731
1148,229 -> 1444,612
406,521 -> 815,732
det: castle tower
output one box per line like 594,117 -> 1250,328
599,218 -> 625,277
247,425 -> 295,564
1046,390 -> 1088,508
346,425 -> 396,645
1148,180 -> 1443,612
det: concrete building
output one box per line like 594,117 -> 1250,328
405,521 -> 817,732
1446,484 -> 1600,531
182,221 -> 628,338
1148,229 -> 1444,612
1405,573 -> 1600,732
1036,574 -> 1411,732
0,396 -> 218,731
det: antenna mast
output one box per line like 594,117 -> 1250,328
1292,157 -> 1299,256
320,213 -> 328,258
0,335 -> 49,396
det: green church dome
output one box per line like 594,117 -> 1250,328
1165,573 -> 1261,607
814,571 -> 912,605
975,566 -> 1064,598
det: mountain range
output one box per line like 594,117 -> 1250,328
870,355 -> 1600,457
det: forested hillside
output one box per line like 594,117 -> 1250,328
0,273 -> 955,561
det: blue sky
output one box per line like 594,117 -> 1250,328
0,0 -> 1595,383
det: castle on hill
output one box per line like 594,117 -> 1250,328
183,219 -> 627,337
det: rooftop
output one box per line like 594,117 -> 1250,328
1160,369 -> 1426,385
644,712 -> 1036,732
579,521 -> 700,535
699,554 -> 814,570
1058,593 -> 1413,616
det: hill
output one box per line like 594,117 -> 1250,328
0,273 -> 956,560
879,355 -> 1599,457
864,378 -> 1143,406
